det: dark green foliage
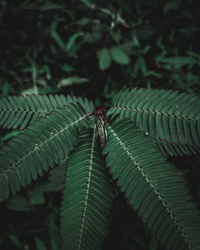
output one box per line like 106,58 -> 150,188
0,103 -> 90,201
1,0 -> 200,100
108,88 -> 200,155
0,94 -> 94,129
103,118 -> 200,250
61,128 -> 113,250
1,1 -> 200,249
0,88 -> 200,250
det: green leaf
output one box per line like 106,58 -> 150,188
51,21 -> 65,49
35,237 -> 47,250
77,18 -> 90,26
9,235 -> 23,248
1,130 -> 20,142
157,56 -> 197,69
80,0 -> 91,7
66,33 -> 83,52
48,214 -> 60,250
1,82 -> 11,96
110,46 -> 130,65
0,94 -> 94,129
0,104 -> 90,201
28,189 -> 45,205
6,195 -> 30,211
108,88 -> 200,156
103,119 -> 200,250
136,56 -> 147,75
61,128 -> 113,250
57,76 -> 88,88
22,86 -> 38,95
98,48 -> 112,71
40,3 -> 65,11
163,0 -> 181,13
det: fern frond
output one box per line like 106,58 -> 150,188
154,138 -> 200,157
108,88 -> 200,155
0,104 -> 90,201
103,119 -> 200,250
0,94 -> 94,129
61,128 -> 113,250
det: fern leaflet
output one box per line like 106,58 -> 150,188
108,88 -> 200,156
103,118 -> 200,250
0,104 -> 89,201
0,94 -> 94,129
61,128 -> 113,250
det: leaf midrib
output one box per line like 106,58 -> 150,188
77,126 -> 96,250
4,114 -> 88,175
108,124 -> 191,248
111,105 -> 199,123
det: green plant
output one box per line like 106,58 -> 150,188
0,87 -> 200,250
1,0 -> 200,99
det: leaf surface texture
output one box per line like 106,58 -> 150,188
0,94 -> 93,129
0,104 -> 89,201
108,88 -> 200,155
103,119 -> 200,250
61,128 -> 113,250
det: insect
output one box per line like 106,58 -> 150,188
87,105 -> 107,149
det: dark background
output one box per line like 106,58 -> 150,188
0,0 -> 200,249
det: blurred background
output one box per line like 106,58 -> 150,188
0,0 -> 200,249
